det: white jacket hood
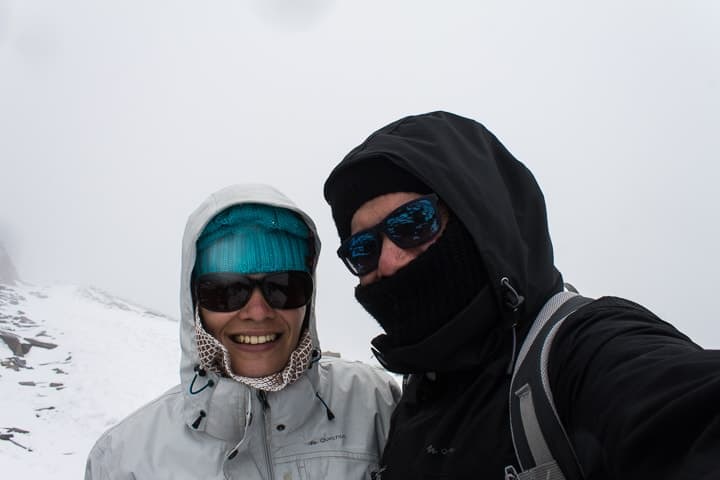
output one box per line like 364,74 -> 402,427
179,183 -> 322,386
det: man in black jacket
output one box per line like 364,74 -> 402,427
323,111 -> 720,479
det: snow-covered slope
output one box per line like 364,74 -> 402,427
0,282 -> 179,478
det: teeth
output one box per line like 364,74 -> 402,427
232,334 -> 277,345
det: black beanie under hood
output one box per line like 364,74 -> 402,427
325,156 -> 432,241
355,214 -> 490,348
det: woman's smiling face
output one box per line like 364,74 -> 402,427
200,274 -> 306,378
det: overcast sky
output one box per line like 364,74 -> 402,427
1,0 -> 719,361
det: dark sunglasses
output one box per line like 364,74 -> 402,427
337,194 -> 442,276
194,271 -> 313,312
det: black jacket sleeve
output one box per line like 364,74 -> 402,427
549,296 -> 720,480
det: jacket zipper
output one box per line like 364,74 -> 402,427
257,390 -> 275,479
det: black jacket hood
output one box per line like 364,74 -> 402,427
324,111 -> 563,371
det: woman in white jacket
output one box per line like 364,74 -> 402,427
85,184 -> 400,479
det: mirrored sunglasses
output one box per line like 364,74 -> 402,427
194,270 -> 313,312
337,194 -> 442,276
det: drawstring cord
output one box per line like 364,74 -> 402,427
226,389 -> 254,460
189,365 -> 215,395
191,410 -> 206,429
500,277 -> 524,375
306,349 -> 335,420
310,348 -> 321,365
315,392 -> 336,421
500,277 -> 525,312
304,359 -> 336,421
189,365 -> 215,430
506,322 -> 518,375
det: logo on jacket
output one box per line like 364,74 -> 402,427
306,433 -> 346,446
425,444 -> 456,455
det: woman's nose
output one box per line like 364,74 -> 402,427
241,288 -> 274,319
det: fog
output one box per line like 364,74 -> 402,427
1,0 -> 719,361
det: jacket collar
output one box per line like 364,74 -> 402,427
182,360 -> 321,442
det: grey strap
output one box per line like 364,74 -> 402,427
515,461 -> 566,480
515,383 -> 554,467
513,292 -> 577,376
508,291 -> 594,480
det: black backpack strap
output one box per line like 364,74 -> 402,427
507,292 -> 593,480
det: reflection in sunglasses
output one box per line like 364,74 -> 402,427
337,194 -> 442,276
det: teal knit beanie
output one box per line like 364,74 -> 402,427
194,204 -> 311,276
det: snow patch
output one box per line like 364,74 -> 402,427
0,281 -> 180,478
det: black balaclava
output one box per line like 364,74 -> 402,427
355,214 -> 488,347
325,155 -> 489,347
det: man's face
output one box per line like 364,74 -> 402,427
200,274 -> 306,377
350,192 -> 447,286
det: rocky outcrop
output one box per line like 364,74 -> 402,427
0,329 -> 57,356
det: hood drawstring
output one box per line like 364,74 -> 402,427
226,389 -> 254,460
500,277 -> 523,375
500,277 -> 525,312
315,391 -> 336,421
306,350 -> 335,421
305,354 -> 335,420
189,364 -> 215,395
191,410 -> 206,429
189,365 -> 216,430
309,348 -> 321,367
506,323 -> 518,375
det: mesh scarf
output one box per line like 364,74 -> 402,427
194,305 -> 313,392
